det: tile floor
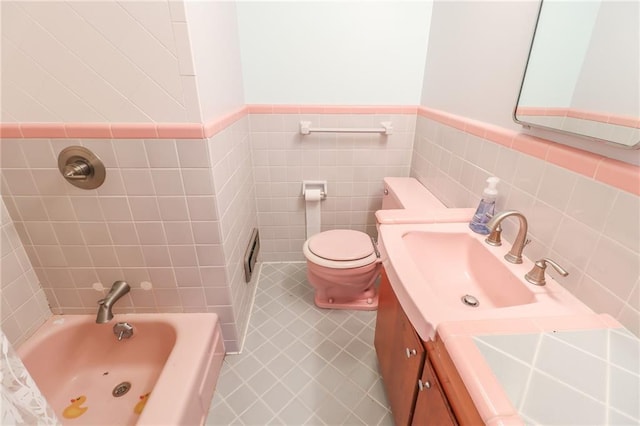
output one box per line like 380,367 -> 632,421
206,262 -> 393,425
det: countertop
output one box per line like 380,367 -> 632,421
438,314 -> 640,426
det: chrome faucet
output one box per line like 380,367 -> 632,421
96,281 -> 130,323
486,210 -> 530,264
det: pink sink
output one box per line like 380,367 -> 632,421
378,222 -> 593,341
402,231 -> 535,309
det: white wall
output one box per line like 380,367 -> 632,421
184,1 -> 246,121
420,0 -> 640,164
236,1 -> 432,105
420,1 -> 539,130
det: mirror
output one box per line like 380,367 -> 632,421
514,0 -> 639,148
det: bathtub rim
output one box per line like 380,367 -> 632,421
17,312 -> 225,426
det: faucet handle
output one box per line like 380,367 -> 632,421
485,224 -> 502,246
525,258 -> 569,286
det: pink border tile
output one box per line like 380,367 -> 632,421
20,123 -> 67,138
203,120 -> 223,137
545,143 -> 601,178
3,105 -> 638,197
418,105 -> 639,195
464,121 -> 486,138
156,123 -> 204,139
65,123 -> 113,138
273,105 -> 300,114
272,105 -> 301,114
0,123 -> 23,138
203,106 -> 248,138
595,158 -> 640,196
512,134 -> 551,160
246,104 -> 273,114
484,125 -> 516,148
111,123 -> 158,139
608,115 -> 640,129
426,108 -> 466,130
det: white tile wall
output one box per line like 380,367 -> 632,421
0,198 -> 51,347
250,113 -> 415,261
0,0 -> 197,123
411,115 -> 640,335
0,132 -> 251,351
2,108 -> 637,352
208,116 -> 260,350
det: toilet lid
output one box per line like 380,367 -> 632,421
307,230 -> 374,261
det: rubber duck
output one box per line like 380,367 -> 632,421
63,395 -> 88,419
134,392 -> 151,415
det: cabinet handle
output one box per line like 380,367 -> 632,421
405,348 -> 417,358
418,379 -> 431,391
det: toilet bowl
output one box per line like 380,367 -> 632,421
303,229 -> 381,310
303,177 -> 448,311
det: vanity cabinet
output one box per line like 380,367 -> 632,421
412,345 -> 455,425
374,269 -> 481,426
374,270 -> 425,425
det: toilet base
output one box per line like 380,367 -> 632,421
314,293 -> 379,311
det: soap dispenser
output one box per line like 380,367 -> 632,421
469,177 -> 499,235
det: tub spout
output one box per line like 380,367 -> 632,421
96,281 -> 130,324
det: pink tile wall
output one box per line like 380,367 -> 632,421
411,110 -> 640,335
0,136 -> 247,350
0,199 -> 51,347
3,104 -> 638,349
248,111 -> 416,261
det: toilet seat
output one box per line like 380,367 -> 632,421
303,229 -> 378,269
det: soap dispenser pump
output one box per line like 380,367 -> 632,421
469,177 -> 499,235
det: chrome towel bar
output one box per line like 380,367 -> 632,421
299,120 -> 393,135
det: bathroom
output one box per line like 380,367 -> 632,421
1,0 -> 638,424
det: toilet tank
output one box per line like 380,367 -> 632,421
382,177 -> 446,210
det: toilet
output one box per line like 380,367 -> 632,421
303,177 -> 446,311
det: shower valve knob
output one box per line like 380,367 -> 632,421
58,146 -> 105,189
64,161 -> 91,180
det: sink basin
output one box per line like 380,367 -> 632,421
403,231 -> 535,309
379,222 -> 592,341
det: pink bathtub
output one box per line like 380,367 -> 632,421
17,313 -> 225,425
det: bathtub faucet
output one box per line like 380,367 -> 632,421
96,281 -> 131,324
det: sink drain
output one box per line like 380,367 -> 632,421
112,382 -> 131,397
461,294 -> 479,307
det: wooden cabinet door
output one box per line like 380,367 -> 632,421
391,305 -> 425,426
425,338 -> 484,425
374,269 -> 399,382
374,269 -> 425,426
412,355 -> 456,426
375,271 -> 483,426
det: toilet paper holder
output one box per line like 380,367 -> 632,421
302,180 -> 327,200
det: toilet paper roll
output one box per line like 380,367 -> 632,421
304,189 -> 322,238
